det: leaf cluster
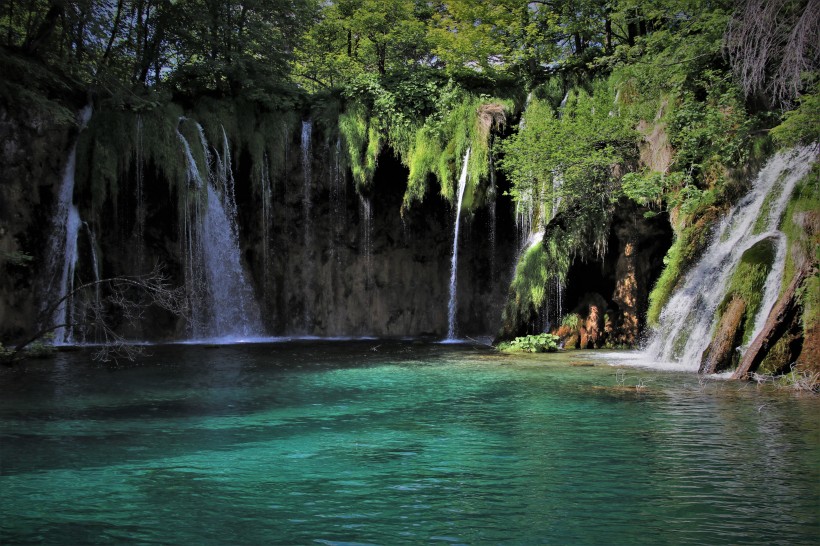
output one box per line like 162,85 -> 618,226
497,333 -> 560,353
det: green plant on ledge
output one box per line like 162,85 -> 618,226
497,333 -> 560,353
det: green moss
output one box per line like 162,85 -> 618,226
647,207 -> 721,326
780,163 -> 820,339
339,105 -> 381,192
498,204 -> 611,339
717,238 -> 776,345
561,313 -> 580,330
399,94 -> 510,210
757,334 -> 795,375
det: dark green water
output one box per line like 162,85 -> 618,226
1,341 -> 818,544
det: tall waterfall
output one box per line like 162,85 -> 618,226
134,114 -> 146,269
644,145 -> 817,369
301,120 -> 313,243
177,119 -> 262,340
300,120 -> 313,331
446,148 -> 470,340
43,105 -> 93,344
488,152 -> 497,282
260,151 -> 275,309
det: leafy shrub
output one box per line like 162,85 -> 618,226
497,333 -> 560,353
560,313 -> 580,330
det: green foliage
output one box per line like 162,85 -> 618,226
779,165 -> 820,338
334,75 -> 511,204
771,88 -> 820,148
499,203 -> 612,338
621,171 -> 687,209
338,102 -> 381,192
497,333 -> 560,353
646,205 -> 722,325
719,238 -> 777,345
0,250 -> 33,266
501,78 -> 637,229
561,313 -> 580,330
667,73 -> 753,183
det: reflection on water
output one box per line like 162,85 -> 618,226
1,342 -> 818,544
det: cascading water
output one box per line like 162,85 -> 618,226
446,148 -> 470,340
488,152 -> 497,281
43,105 -> 93,344
84,222 -> 101,306
359,195 -> 373,289
260,152 -> 274,307
644,145 -> 817,369
177,119 -> 263,340
134,114 -> 145,269
326,139 -> 347,333
300,120 -> 313,331
301,120 -> 313,242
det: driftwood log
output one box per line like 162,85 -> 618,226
732,266 -> 810,380
700,295 -> 746,374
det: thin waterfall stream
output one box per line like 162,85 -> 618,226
446,148 -> 470,340
43,105 -> 93,344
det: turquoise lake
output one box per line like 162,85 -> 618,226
1,341 -> 818,544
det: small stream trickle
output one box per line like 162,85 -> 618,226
446,148 -> 470,340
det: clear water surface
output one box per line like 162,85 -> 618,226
1,341 -> 818,544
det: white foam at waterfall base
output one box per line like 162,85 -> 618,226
643,145 -> 818,371
446,148 -> 470,341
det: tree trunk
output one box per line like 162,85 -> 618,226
732,267 -> 809,380
99,0 -> 125,73
699,295 -> 746,374
22,0 -> 64,55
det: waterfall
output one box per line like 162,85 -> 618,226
260,152 -> 274,308
644,145 -> 817,369
446,148 -> 471,340
84,222 -> 101,305
358,193 -> 374,286
488,152 -> 497,281
320,139 -> 348,334
43,105 -> 93,344
301,120 -> 313,243
177,119 -> 263,340
300,120 -> 313,332
559,91 -> 569,112
134,114 -> 145,269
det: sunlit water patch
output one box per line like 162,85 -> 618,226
1,343 -> 818,544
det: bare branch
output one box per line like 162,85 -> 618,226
7,264 -> 187,364
725,0 -> 819,107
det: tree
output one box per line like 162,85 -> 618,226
725,0 -> 819,107
3,265 -> 187,364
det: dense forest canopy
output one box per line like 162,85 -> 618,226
2,0 -> 817,237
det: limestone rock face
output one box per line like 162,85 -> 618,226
0,105 -> 73,341
1,113 -> 518,342
242,146 -> 518,338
